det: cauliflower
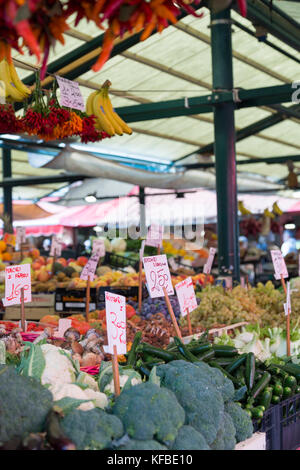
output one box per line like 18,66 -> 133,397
40,344 -> 77,388
49,383 -> 108,411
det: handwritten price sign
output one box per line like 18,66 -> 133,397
271,250 -> 288,280
50,235 -> 63,257
80,252 -> 100,281
203,248 -> 216,275
143,254 -> 174,298
145,224 -> 163,248
105,291 -> 126,355
92,239 -> 105,258
175,277 -> 197,317
4,264 -> 31,306
56,76 -> 85,111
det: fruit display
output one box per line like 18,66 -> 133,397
180,282 -> 289,330
0,57 -> 31,103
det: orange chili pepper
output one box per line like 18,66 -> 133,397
156,5 -> 178,24
134,12 -> 146,33
140,15 -> 157,42
92,29 -> 115,72
111,18 -> 121,36
92,0 -> 107,22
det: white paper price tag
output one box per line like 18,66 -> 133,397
56,76 -> 85,111
270,250 -> 288,280
169,257 -> 178,271
80,252 -> 100,281
16,227 -> 26,248
3,264 -> 31,306
105,291 -> 126,355
57,319 -> 72,338
92,239 -> 105,257
142,254 -> 174,298
175,277 -> 197,317
50,235 -> 62,257
203,248 -> 216,275
145,224 -> 163,248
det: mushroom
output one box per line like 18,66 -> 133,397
81,352 -> 99,368
33,327 -> 53,345
63,327 -> 81,342
71,341 -> 84,355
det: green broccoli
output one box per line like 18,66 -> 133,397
112,382 -> 185,446
60,408 -> 124,450
171,426 -> 210,450
198,361 -> 235,403
0,365 -> 53,444
118,439 -> 168,450
156,361 -> 224,446
210,412 -> 236,450
225,401 -> 253,443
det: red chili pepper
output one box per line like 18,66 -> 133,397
101,0 -> 124,22
92,29 -> 115,72
15,19 -> 41,61
237,0 -> 247,17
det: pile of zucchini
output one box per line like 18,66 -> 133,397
127,332 -> 300,423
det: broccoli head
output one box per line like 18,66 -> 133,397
225,402 -> 253,443
171,426 -> 210,450
156,361 -> 224,446
210,412 -> 236,450
0,365 -> 53,444
60,408 -> 124,450
112,382 -> 185,446
118,439 -> 168,450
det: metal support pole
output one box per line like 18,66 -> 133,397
139,186 -> 147,237
2,147 -> 13,232
211,8 -> 240,281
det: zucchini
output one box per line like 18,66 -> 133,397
135,359 -> 151,378
249,372 -> 271,401
212,345 -> 238,357
213,357 -> 237,367
208,361 -> 241,386
173,336 -> 200,363
135,343 -> 177,362
274,363 -> 300,383
188,342 -> 212,355
245,352 -> 256,391
258,389 -> 273,410
283,375 -> 297,393
226,353 -> 247,374
127,331 -> 142,366
272,383 -> 283,397
196,349 -> 215,362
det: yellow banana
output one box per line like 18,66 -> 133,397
238,200 -> 251,216
104,88 -> 133,135
92,89 -> 115,136
0,59 -> 25,101
86,90 -> 97,116
272,201 -> 283,216
102,87 -> 123,135
8,61 -> 31,98
264,208 -> 275,219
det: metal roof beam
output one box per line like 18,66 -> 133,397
0,174 -> 87,188
115,84 -> 296,122
183,154 -> 300,169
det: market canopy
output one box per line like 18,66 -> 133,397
0,0 -> 300,201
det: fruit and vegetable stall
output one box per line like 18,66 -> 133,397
0,0 -> 299,454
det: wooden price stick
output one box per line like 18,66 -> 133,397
186,308 -> 193,336
138,259 -> 143,313
163,286 -> 182,339
52,254 -> 56,278
280,274 -> 287,294
287,306 -> 291,357
20,242 -> 24,262
85,275 -> 91,321
20,287 -> 26,332
203,273 -> 208,287
157,245 -> 161,255
112,344 -> 120,396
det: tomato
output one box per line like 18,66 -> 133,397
126,304 -> 136,320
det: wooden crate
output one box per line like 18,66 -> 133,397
4,293 -> 55,321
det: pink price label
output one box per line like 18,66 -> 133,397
203,248 -> 216,275
142,254 -> 174,298
270,250 -> 288,280
16,227 -> 26,246
105,291 -> 126,355
175,277 -> 197,317
92,239 -> 105,258
145,224 -> 163,248
80,252 -> 100,281
4,264 -> 32,306
50,235 -> 62,257
55,75 -> 85,111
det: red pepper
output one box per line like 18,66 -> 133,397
237,0 -> 247,17
15,19 -> 41,61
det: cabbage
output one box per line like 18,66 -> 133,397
110,238 -> 127,253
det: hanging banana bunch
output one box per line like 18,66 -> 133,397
86,80 -> 132,137
272,201 -> 283,217
238,200 -> 252,216
0,58 -> 31,102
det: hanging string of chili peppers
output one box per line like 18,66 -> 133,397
0,1 -> 247,78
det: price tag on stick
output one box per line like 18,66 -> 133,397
138,241 -> 145,313
145,224 -> 163,249
105,291 -> 127,356
3,264 -> 31,332
270,250 -> 288,282
80,252 -> 101,320
56,76 -> 85,111
16,227 -> 26,252
203,248 -> 216,275
175,277 -> 197,337
285,281 -> 291,356
142,254 -> 174,299
92,239 -> 105,258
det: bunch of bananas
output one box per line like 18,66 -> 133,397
86,80 -> 132,137
272,201 -> 283,216
0,59 -> 31,102
238,200 -> 252,216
